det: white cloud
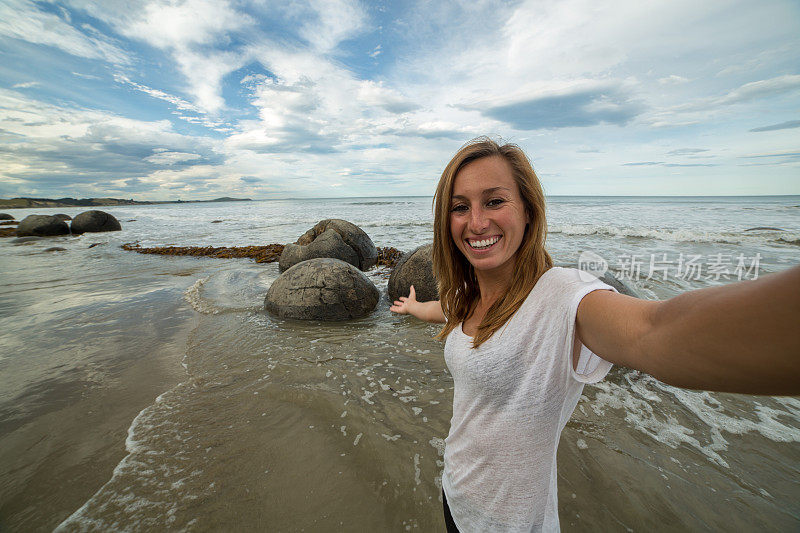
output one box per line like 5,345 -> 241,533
658,75 -> 689,85
357,81 -> 419,114
0,0 -> 130,64
715,74 -> 800,106
297,0 -> 367,52
144,151 -> 203,165
124,0 -> 253,49
114,74 -> 200,113
11,81 -> 40,89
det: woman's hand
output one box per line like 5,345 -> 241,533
390,285 -> 447,324
390,285 -> 418,315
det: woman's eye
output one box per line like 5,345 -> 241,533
487,198 -> 505,207
451,204 -> 468,212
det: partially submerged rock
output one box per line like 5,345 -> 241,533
16,215 -> 70,237
0,213 -> 14,220
280,219 -> 377,272
10,236 -> 44,243
555,262 -> 639,298
265,258 -> 380,321
388,244 -> 438,302
71,210 -> 121,234
279,228 -> 359,272
53,214 -> 72,221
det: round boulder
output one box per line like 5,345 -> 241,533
16,215 -> 70,237
279,228 -> 359,272
388,244 -> 439,302
53,213 -> 72,221
265,258 -> 380,321
0,213 -> 14,220
280,219 -> 377,272
71,210 -> 121,234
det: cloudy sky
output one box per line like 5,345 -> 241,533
0,0 -> 798,200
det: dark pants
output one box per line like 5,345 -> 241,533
442,489 -> 460,533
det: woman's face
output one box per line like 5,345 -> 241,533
449,155 -> 529,281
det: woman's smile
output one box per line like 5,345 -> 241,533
466,235 -> 502,251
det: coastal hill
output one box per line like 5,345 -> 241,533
0,197 -> 252,209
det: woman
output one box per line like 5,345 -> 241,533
390,137 -> 800,532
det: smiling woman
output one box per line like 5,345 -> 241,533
390,136 -> 800,533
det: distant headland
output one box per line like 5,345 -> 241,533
0,197 -> 252,209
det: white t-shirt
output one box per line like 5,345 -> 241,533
442,267 -> 615,532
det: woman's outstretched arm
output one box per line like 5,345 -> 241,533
576,264 -> 800,395
390,285 -> 446,324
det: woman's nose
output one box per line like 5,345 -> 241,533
469,207 -> 490,233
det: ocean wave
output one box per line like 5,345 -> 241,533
183,269 -> 275,315
587,371 -> 800,468
549,224 -> 800,245
361,221 -> 433,228
54,384 -> 208,531
350,201 -> 411,206
184,276 -> 218,314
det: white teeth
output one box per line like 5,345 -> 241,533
469,237 -> 499,249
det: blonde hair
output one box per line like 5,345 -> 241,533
433,137 -> 552,348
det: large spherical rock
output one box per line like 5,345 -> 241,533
280,219 -> 377,272
279,228 -> 359,272
70,210 -> 121,234
387,244 -> 438,302
265,258 -> 380,321
0,213 -> 14,220
16,215 -> 70,237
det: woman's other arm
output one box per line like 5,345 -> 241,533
390,285 -> 446,324
576,264 -> 800,395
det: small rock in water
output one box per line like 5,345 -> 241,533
10,236 -> 43,244
43,247 -> 67,252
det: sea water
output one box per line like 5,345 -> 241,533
0,196 -> 798,531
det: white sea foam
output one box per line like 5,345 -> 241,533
184,276 -> 216,314
183,268 -> 277,315
588,371 -> 800,468
55,387 -> 190,531
549,223 -> 800,245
